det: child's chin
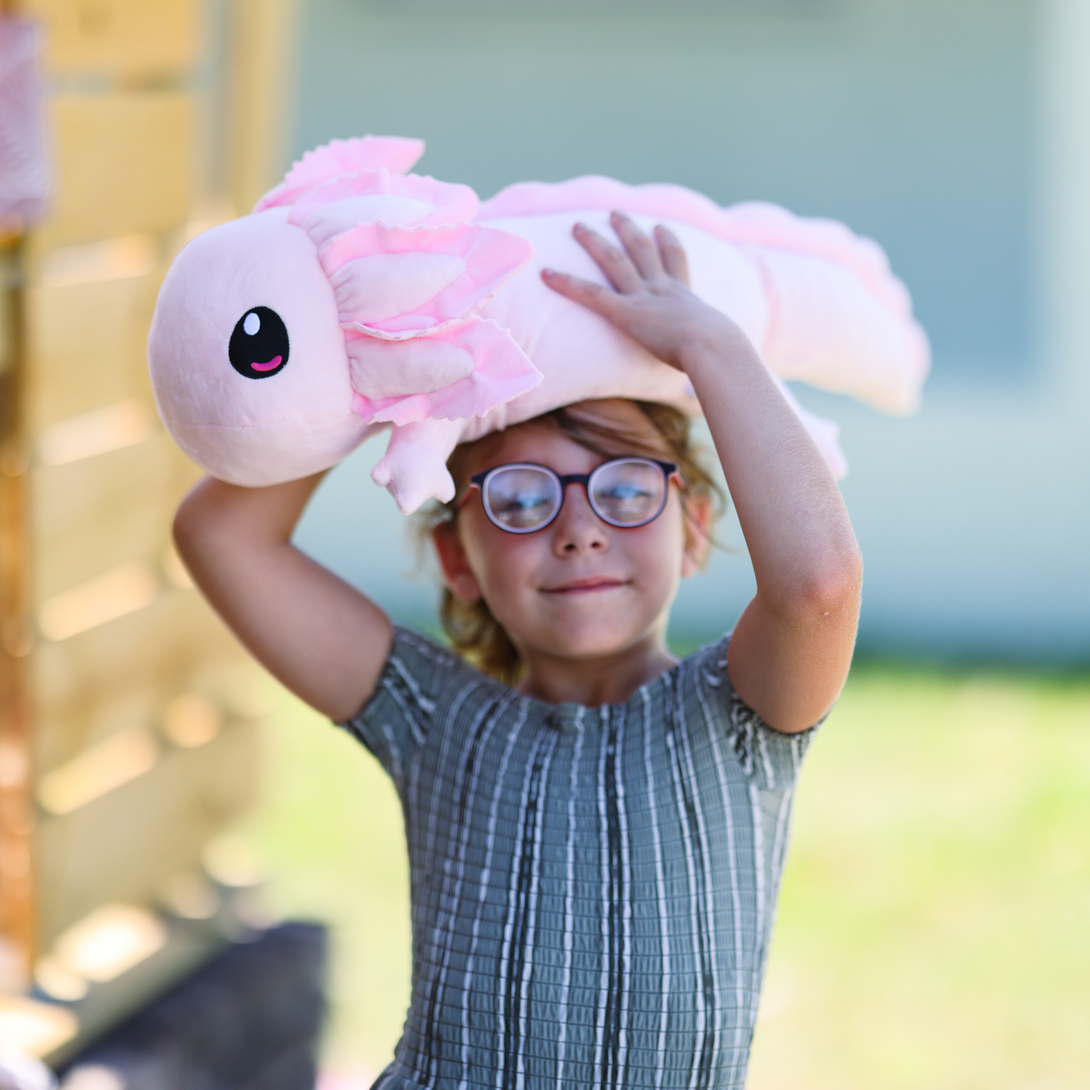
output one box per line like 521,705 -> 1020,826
541,625 -> 650,660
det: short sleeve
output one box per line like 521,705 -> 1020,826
691,634 -> 823,792
337,626 -> 473,790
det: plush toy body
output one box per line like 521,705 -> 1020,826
148,137 -> 929,513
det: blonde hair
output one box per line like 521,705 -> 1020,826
417,402 -> 725,685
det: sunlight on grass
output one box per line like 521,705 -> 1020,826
238,661 -> 1090,1088
748,666 -> 1090,1090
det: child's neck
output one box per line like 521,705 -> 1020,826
514,636 -> 678,707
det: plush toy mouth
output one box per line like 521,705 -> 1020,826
250,356 -> 283,373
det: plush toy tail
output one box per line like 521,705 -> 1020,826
478,177 -> 930,416
749,245 -> 929,415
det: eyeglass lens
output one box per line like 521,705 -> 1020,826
484,466 -> 562,531
482,459 -> 668,531
590,459 -> 667,525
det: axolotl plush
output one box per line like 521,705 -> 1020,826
148,136 -> 929,514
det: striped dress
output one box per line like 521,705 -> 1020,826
341,626 -> 816,1090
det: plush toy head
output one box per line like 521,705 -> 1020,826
149,208 -> 366,483
149,136 -> 930,513
148,137 -> 540,486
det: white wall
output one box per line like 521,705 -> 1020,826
289,0 -> 1090,661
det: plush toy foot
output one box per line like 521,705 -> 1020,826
371,418 -> 465,514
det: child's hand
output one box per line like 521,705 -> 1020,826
546,212 -> 861,736
541,211 -> 739,370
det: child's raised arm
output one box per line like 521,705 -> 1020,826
542,213 -> 863,732
173,475 -> 393,721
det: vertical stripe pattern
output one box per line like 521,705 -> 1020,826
342,627 -> 818,1090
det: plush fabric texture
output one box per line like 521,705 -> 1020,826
148,136 -> 930,514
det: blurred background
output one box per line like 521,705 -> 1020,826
293,0 -> 1090,663
2,0 -> 1088,1087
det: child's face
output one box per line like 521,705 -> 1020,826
434,400 -> 707,675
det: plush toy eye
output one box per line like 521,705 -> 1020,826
229,306 -> 290,379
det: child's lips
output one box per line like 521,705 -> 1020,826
543,576 -> 627,595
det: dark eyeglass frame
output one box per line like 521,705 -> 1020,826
458,456 -> 682,534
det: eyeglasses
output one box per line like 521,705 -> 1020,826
460,457 -> 681,534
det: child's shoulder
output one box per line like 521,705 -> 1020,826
388,624 -> 465,669
375,627 -> 737,713
344,626 -> 816,795
382,623 -> 487,701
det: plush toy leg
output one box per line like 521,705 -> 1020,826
371,417 -> 465,514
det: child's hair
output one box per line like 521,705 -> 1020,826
417,401 -> 725,685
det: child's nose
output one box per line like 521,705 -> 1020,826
552,483 -> 608,554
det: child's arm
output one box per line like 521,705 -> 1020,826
173,474 -> 393,721
542,213 -> 862,733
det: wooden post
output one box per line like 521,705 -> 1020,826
0,233 -> 34,988
225,0 -> 299,214
0,0 -> 300,1059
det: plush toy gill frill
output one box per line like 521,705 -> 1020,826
148,136 -> 930,514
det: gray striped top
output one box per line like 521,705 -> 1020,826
342,626 -> 816,1090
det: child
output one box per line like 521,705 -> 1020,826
174,212 -> 862,1089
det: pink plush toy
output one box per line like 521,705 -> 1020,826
148,136 -> 929,514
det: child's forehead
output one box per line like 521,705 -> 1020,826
467,400 -> 669,469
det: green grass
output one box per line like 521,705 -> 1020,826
237,662 -> 1090,1088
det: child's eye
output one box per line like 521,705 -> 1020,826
489,490 -> 555,529
497,492 -> 552,515
597,484 -> 654,512
228,306 -> 290,380
600,484 -> 651,501
593,474 -> 662,523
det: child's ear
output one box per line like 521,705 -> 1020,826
681,494 -> 712,578
432,522 -> 483,602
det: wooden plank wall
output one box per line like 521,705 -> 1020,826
0,0 -> 297,992
0,233 -> 34,989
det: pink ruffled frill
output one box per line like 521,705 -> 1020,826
255,137 -> 542,430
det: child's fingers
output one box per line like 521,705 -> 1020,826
654,224 -> 690,286
571,221 -> 642,293
540,267 -> 624,319
610,211 -> 665,281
